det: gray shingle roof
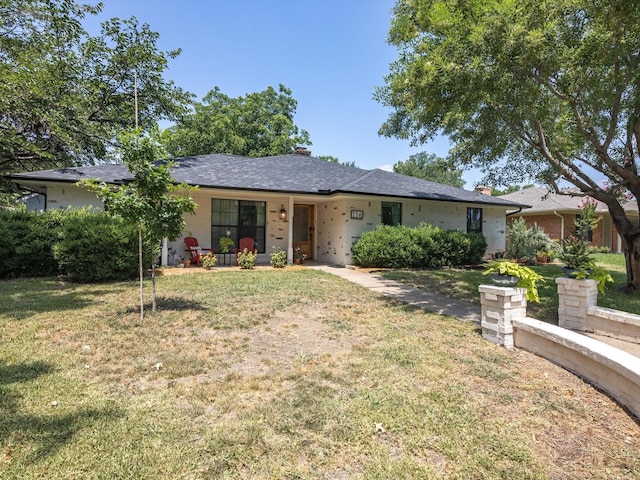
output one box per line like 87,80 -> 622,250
11,153 -> 526,208
500,186 -> 636,213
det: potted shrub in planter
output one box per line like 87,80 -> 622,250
558,236 -> 593,277
483,260 -> 544,303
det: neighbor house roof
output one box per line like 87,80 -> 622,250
500,186 -> 637,213
11,153 -> 527,208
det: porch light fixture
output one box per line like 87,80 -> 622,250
279,205 -> 288,221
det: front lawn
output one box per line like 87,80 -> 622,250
381,253 -> 640,323
1,269 -> 639,478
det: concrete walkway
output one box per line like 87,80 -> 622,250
310,264 -> 640,358
309,265 -> 481,324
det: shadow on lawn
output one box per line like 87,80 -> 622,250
121,295 -> 209,315
0,278 -> 131,321
0,359 -> 123,464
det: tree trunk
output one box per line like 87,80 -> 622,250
621,232 -> 640,291
138,225 -> 144,320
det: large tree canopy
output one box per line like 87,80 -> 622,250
393,152 -> 465,188
0,0 -> 191,187
159,84 -> 311,158
377,0 -> 640,289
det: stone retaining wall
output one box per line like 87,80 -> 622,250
479,279 -> 640,419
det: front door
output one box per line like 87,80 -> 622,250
293,204 -> 314,260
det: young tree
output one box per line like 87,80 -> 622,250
81,130 -> 197,318
0,0 -> 191,194
376,0 -> 640,290
393,152 -> 465,188
159,85 -> 311,158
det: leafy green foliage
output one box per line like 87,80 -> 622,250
506,219 -> 556,264
377,0 -> 640,289
483,260 -> 544,303
0,210 -> 63,278
0,208 -> 144,281
269,247 -> 287,268
80,130 -> 197,313
0,0 -> 191,198
201,252 -> 217,270
393,152 -> 465,188
237,249 -> 256,269
53,210 -> 144,282
160,85 -> 310,158
351,224 -> 486,268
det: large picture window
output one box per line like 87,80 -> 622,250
211,199 -> 266,253
381,201 -> 402,226
467,207 -> 483,234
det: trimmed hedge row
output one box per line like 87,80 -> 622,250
351,223 -> 487,268
0,209 -> 147,282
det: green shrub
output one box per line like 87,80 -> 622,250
237,248 -> 256,269
53,209 -> 144,282
270,247 -> 287,268
201,252 -> 217,269
0,209 -> 62,278
506,218 -> 554,264
465,232 -> 488,265
351,225 -> 423,268
351,223 -> 487,269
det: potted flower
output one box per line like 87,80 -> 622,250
483,260 -> 544,303
293,248 -> 306,264
219,232 -> 234,253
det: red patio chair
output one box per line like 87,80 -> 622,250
183,236 -> 213,267
233,237 -> 257,263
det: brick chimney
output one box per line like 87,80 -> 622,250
475,185 -> 492,195
293,146 -> 311,156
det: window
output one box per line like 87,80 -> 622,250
381,202 -> 402,226
211,199 -> 266,253
467,207 -> 483,234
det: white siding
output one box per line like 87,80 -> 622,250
46,184 -> 104,210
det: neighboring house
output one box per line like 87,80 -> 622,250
10,151 -> 526,265
500,186 -> 639,253
18,192 -> 46,212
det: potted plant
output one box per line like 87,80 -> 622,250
293,248 -> 306,264
219,233 -> 234,253
558,236 -> 593,277
535,250 -> 548,264
483,260 -> 544,303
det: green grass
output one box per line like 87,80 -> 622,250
381,253 -> 640,323
1,268 -> 639,478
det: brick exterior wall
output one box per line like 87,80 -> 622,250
508,213 -> 613,249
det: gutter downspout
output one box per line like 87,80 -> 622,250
506,207 -> 522,217
553,211 -> 565,240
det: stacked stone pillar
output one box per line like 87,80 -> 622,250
478,285 -> 527,348
556,277 -> 598,330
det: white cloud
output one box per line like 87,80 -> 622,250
377,164 -> 394,172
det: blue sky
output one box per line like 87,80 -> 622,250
89,0 -> 481,187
